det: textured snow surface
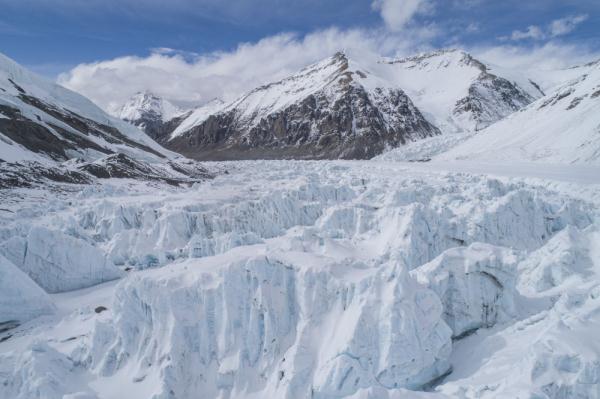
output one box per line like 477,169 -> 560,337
0,160 -> 599,399
439,61 -> 600,164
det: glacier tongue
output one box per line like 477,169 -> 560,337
0,160 -> 598,399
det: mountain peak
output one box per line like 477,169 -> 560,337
119,92 -> 183,123
386,48 -> 486,72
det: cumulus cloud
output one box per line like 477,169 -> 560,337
474,42 -> 597,71
549,14 -> 588,37
58,28 -> 429,114
504,14 -> 589,42
509,25 -> 545,41
57,10 -> 598,116
371,0 -> 433,31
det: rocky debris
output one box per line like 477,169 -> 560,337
0,154 -> 213,190
78,153 -> 213,185
0,159 -> 93,189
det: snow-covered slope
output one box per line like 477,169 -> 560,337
169,98 -> 223,139
378,49 -> 541,133
167,52 -> 440,160
439,61 -> 600,164
0,53 -> 172,163
0,52 -> 214,188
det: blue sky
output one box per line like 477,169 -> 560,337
1,0 -> 598,77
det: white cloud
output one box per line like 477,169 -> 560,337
549,14 -> 588,37
505,14 -> 589,42
371,0 -> 433,31
58,28 -> 431,114
58,21 -> 599,116
473,42 -> 598,71
509,25 -> 545,41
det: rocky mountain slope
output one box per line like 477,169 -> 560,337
439,60 -> 600,164
164,52 -> 441,160
378,49 -> 542,133
0,53 -> 212,188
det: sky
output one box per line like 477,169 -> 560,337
1,0 -> 598,112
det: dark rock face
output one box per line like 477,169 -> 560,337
0,160 -> 92,189
130,112 -> 190,144
78,153 -> 213,186
0,154 -> 213,190
0,94 -> 165,162
166,55 -> 440,161
454,72 -> 535,131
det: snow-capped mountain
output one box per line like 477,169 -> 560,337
0,52 -> 212,187
2,45 -> 600,399
166,52 -> 441,160
118,91 -> 187,141
439,60 -> 600,164
379,49 -> 542,133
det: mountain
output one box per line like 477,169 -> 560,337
0,52 -> 212,188
118,91 -> 188,141
165,52 -> 441,160
379,49 -> 542,133
438,60 -> 600,164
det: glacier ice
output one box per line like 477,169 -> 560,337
0,160 -> 598,399
0,226 -> 123,293
0,254 -> 55,324
412,243 -> 518,338
85,255 -> 452,398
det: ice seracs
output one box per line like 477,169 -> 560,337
0,254 -> 55,324
0,226 -> 123,293
1,47 -> 600,399
86,255 -> 452,398
412,243 -> 519,339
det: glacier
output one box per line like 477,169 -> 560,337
0,159 -> 599,399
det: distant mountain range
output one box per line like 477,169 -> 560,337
117,49 -> 547,161
1,47 -> 598,179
